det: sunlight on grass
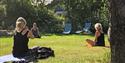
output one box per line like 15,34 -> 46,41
0,34 -> 110,63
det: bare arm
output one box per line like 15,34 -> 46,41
27,30 -> 34,39
94,31 -> 100,42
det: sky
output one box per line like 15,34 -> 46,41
44,0 -> 53,5
31,0 -> 53,6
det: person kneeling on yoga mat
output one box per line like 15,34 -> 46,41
86,23 -> 105,47
12,17 -> 34,58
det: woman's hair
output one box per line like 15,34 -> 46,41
94,23 -> 103,33
33,23 -> 37,26
15,17 -> 27,31
33,22 -> 38,29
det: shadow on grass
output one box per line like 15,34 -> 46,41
0,33 -> 95,38
41,33 -> 94,36
0,36 -> 13,38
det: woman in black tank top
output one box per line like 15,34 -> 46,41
86,23 -> 105,47
13,29 -> 29,57
95,33 -> 105,46
12,17 -> 34,58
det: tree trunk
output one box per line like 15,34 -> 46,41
109,0 -> 125,63
71,17 -> 77,33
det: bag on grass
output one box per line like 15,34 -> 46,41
31,46 -> 55,59
12,46 -> 55,63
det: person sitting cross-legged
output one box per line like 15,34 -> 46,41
31,22 -> 41,38
86,23 -> 105,47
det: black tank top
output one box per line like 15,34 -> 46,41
96,33 -> 105,46
32,28 -> 39,37
12,29 -> 29,57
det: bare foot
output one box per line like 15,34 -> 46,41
105,46 -> 110,48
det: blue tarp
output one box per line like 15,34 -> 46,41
83,20 -> 91,34
75,20 -> 92,34
63,23 -> 72,34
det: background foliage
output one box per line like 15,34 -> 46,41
0,0 -> 109,33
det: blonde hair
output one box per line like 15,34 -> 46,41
94,23 -> 103,33
15,17 -> 27,32
33,22 -> 37,27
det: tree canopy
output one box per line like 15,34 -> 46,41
0,0 -> 109,33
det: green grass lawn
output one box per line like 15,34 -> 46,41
0,34 -> 110,63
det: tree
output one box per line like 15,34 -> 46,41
109,0 -> 125,63
63,0 -> 109,33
